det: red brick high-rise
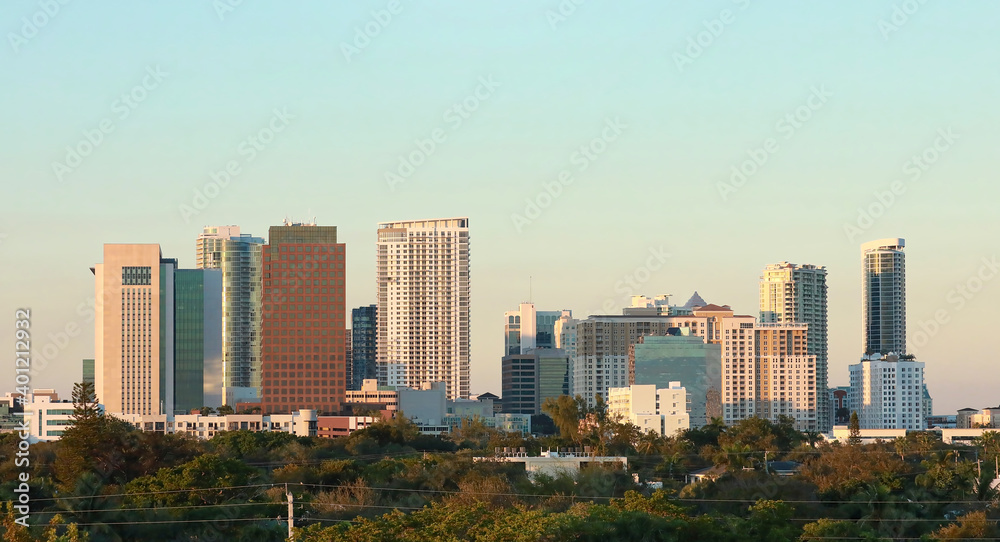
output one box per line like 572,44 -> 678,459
260,222 -> 346,414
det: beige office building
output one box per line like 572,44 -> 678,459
376,217 -> 470,400
93,244 -> 173,416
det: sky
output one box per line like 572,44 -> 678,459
2,1 -> 999,415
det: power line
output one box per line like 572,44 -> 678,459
31,501 -> 278,515
30,483 -> 275,503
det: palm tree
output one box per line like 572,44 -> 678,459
636,430 -> 661,456
894,436 -> 912,461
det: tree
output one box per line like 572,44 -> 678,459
197,406 -> 216,416
893,436 -> 912,461
930,511 -> 998,540
1,502 -> 32,542
70,382 -> 100,424
55,382 -> 132,491
216,404 -> 235,416
746,499 -> 798,542
800,518 -> 886,541
848,412 -> 861,446
541,395 -> 581,441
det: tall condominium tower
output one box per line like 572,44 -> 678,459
260,222 -> 346,414
196,226 -> 265,405
93,244 -> 221,415
377,217 -> 470,400
351,305 -> 377,391
862,238 -> 906,355
760,262 -> 829,430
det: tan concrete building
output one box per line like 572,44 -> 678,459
760,262 -> 829,430
93,244 -> 172,416
754,323 -> 817,431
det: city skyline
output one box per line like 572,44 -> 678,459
6,220 -> 997,416
4,2 -> 999,415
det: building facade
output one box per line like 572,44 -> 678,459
630,332 -> 721,429
862,238 -> 906,355
753,323 -> 818,431
351,305 -> 377,390
195,226 -> 265,406
849,353 -> 925,430
260,222 -> 347,414
504,304 -> 570,355
82,359 -> 94,386
376,217 -> 470,400
20,390 -> 95,443
112,410 -> 317,439
553,314 -> 579,360
573,311 -> 717,408
173,269 -> 224,412
760,262 -> 829,430
94,244 -> 222,416
94,244 -> 171,416
500,349 -> 569,415
607,383 -> 690,436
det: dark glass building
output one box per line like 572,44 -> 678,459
351,305 -> 377,390
501,348 -> 569,415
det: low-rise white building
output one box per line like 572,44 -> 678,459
110,410 -> 318,438
477,448 -> 627,479
607,382 -> 690,436
19,390 -> 99,443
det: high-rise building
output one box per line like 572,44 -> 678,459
376,217 -> 470,400
93,244 -> 221,415
504,304 -> 570,355
754,323 -> 818,431
760,262 -> 829,430
351,305 -> 377,391
553,314 -> 579,360
630,332 -> 722,429
862,238 -> 906,355
849,353 -> 925,430
260,222 -> 346,414
174,269 -> 223,412
500,348 -> 569,415
82,359 -> 94,386
94,245 -> 169,416
344,327 -> 352,391
196,226 -> 265,406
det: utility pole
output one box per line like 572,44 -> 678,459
286,484 -> 294,541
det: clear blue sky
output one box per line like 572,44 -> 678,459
2,1 -> 998,414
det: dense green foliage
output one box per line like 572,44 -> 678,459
2,391 -> 998,541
